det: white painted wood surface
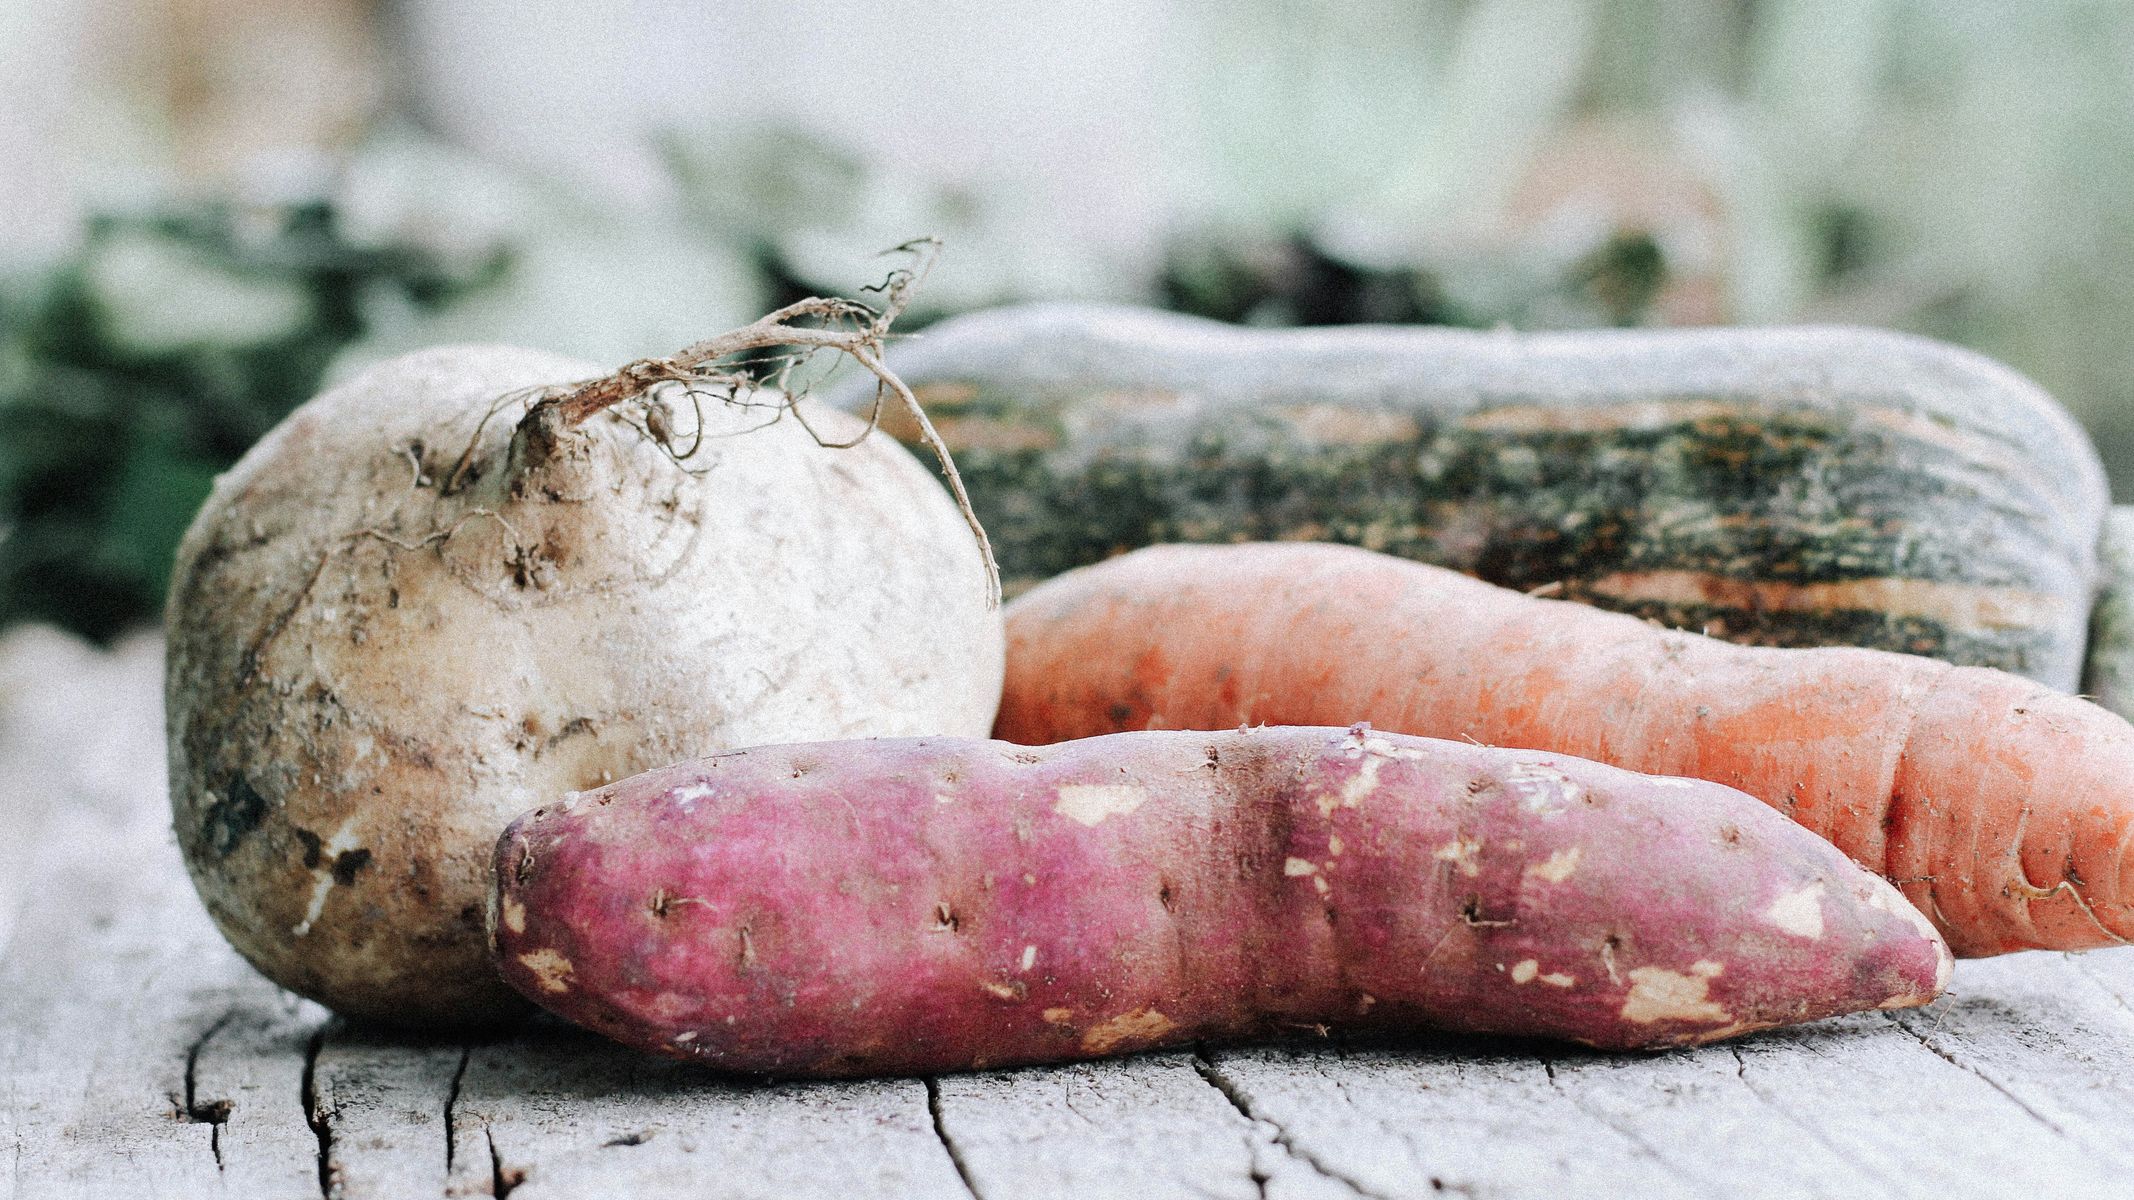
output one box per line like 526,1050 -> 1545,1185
2,629 -> 2128,1199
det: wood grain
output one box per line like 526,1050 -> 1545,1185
5,629 -> 2134,1199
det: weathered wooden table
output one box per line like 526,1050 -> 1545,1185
5,628 -> 2132,1199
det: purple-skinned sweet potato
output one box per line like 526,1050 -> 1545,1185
490,725 -> 1950,1076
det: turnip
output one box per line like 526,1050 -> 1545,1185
167,252 -> 1003,1026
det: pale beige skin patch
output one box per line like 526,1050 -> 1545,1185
1054,784 -> 1150,826
1620,961 -> 1731,1025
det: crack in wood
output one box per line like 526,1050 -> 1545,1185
1538,1058 -> 1714,1193
1728,1043 -> 1905,1195
1191,1050 -> 1390,1200
301,1026 -> 333,1199
924,1077 -> 984,1200
487,1127 -> 525,1198
443,1046 -> 472,1174
1888,1011 -> 2069,1136
1190,1055 -> 1274,1200
1299,1046 -> 1461,1195
179,1011 -> 236,1169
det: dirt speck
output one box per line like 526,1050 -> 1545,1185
203,774 -> 271,857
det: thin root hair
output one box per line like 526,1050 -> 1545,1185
494,238 -> 999,605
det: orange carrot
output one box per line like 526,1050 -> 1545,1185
996,542 -> 2134,957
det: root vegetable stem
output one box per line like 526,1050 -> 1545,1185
512,239 -> 1001,607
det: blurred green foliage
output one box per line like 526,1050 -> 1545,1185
1157,231 -> 1666,329
0,184 -> 1666,643
0,205 -> 496,640
14,0 -> 2134,640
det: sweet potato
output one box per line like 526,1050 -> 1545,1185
996,542 -> 2134,957
491,726 -> 1948,1076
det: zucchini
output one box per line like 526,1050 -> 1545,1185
2084,506 -> 2134,714
846,304 -> 2106,689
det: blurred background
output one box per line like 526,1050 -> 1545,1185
5,0 -> 2133,642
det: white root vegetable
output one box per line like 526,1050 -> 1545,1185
166,267 -> 1003,1025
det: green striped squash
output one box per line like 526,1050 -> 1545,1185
847,305 -> 2107,690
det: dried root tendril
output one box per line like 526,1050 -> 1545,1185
478,238 -> 1000,607
2001,805 -> 2134,947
